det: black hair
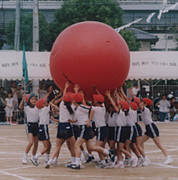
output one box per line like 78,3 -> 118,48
162,94 -> 167,98
124,109 -> 129,116
64,101 -> 74,115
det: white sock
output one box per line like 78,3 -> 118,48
82,150 -> 87,156
53,157 -> 57,162
103,149 -> 109,155
36,152 -> 42,159
45,154 -> 49,161
75,157 -> 81,165
32,155 -> 35,158
23,153 -> 27,157
88,154 -> 93,157
71,157 -> 76,163
101,160 -> 107,165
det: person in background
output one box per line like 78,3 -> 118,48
16,83 -> 24,105
0,87 -> 7,122
157,94 -> 170,122
132,83 -> 139,97
10,81 -> 18,121
5,91 -> 14,124
38,84 -> 48,99
0,87 -> 7,101
169,97 -> 177,121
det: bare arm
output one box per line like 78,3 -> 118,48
49,102 -> 60,111
19,94 -> 26,110
62,82 -> 70,98
105,90 -> 119,112
86,109 -> 94,127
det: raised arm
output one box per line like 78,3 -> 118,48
62,82 -> 70,100
105,90 -> 119,112
92,85 -> 101,94
74,84 -> 80,93
19,94 -> 26,110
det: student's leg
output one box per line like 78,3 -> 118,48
96,140 -> 105,161
25,133 -> 34,154
32,136 -> 38,156
118,142 -> 131,158
136,136 -> 146,158
152,136 -> 168,157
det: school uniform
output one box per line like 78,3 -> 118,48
57,101 -> 74,139
115,110 -> 127,143
24,106 -> 39,136
132,110 -> 142,137
107,112 -> 117,141
75,104 -> 93,141
38,105 -> 50,141
125,109 -> 137,143
92,104 -> 108,142
140,107 -> 159,138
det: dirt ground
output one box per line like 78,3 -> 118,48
0,122 -> 178,180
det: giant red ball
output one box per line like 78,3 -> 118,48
50,21 -> 130,99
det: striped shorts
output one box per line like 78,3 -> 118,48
145,123 -> 159,138
79,125 -> 93,141
38,124 -> 50,141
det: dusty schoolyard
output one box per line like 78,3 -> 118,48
0,122 -> 178,180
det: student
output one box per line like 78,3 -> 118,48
45,82 -> 76,169
5,91 -> 14,124
106,91 -> 133,168
19,93 -> 39,166
139,98 -> 173,165
67,92 -> 115,170
35,97 -> 53,164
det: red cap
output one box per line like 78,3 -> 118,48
25,94 -> 30,103
120,101 -> 130,111
93,94 -> 104,103
142,98 -> 153,106
63,92 -> 72,102
134,97 -> 140,106
130,102 -> 138,111
73,93 -> 83,103
36,98 -> 46,109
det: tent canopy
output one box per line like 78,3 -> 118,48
0,51 -> 177,80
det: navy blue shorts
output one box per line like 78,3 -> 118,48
26,122 -> 39,136
108,126 -> 116,141
72,125 -> 80,140
96,126 -> 108,142
38,124 -> 50,141
145,123 -> 159,138
135,123 -> 142,137
79,125 -> 93,141
115,126 -> 127,143
92,122 -> 97,137
125,126 -> 137,143
57,122 -> 74,139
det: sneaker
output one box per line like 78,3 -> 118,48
51,158 -> 58,166
30,157 -> 39,166
67,163 -> 80,170
124,158 -> 131,167
85,155 -> 95,163
84,153 -> 89,161
163,156 -> 173,165
108,149 -> 115,162
137,157 -> 144,167
45,162 -> 51,169
114,161 -> 125,169
142,157 -> 150,167
131,157 -> 137,167
80,163 -> 85,169
22,154 -> 27,164
95,163 -> 108,168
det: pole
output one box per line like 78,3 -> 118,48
33,0 -> 39,52
14,0 -> 20,51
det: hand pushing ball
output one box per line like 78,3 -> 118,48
50,21 -> 130,99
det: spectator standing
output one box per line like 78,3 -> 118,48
158,94 -> 170,122
16,83 -> 24,104
5,91 -> 14,124
0,87 -> 7,122
38,84 -> 48,99
132,83 -> 140,97
0,87 -> 7,101
169,97 -> 177,121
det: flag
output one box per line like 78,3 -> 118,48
23,43 -> 28,83
162,2 -> 178,13
115,18 -> 142,32
157,10 -> 163,20
146,12 -> 156,23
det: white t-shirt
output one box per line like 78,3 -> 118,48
140,107 -> 153,125
92,104 -> 106,128
24,106 -> 39,123
107,112 -> 117,127
132,87 -> 139,97
39,105 -> 50,125
116,110 -> 127,127
59,101 -> 74,123
125,109 -> 136,126
5,98 -> 14,107
75,104 -> 91,125
159,100 -> 170,113
11,88 -> 18,103
132,110 -> 138,123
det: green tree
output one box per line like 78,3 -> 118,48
48,0 -> 125,50
5,13 -> 49,51
120,30 -> 141,51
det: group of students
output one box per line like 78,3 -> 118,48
20,82 -> 173,170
